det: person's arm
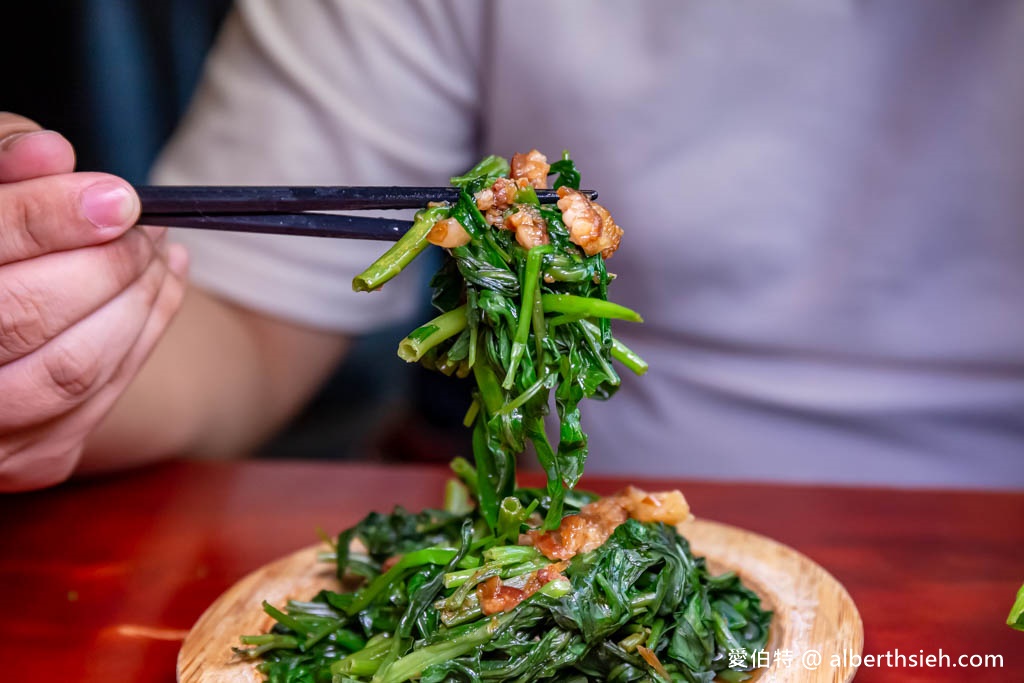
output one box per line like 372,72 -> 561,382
83,0 -> 485,473
3,1 -> 484,489
81,286 -> 348,472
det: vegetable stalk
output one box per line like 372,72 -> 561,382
353,205 -> 450,292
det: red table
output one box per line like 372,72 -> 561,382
1,460 -> 1020,682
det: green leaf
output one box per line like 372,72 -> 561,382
1009,583 -> 1024,631
450,154 -> 510,189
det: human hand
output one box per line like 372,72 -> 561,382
0,113 -> 188,491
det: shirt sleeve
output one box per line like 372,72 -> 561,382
150,0 -> 485,332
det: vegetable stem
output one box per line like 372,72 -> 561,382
579,319 -> 648,375
504,245 -> 552,390
372,610 -> 516,683
397,305 -> 468,362
353,205 -> 449,292
541,294 -> 643,322
331,633 -> 394,677
527,418 -> 565,530
444,478 -> 473,516
449,456 -> 479,495
344,547 -> 458,616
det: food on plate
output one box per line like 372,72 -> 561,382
1009,583 -> 1024,631
236,152 -> 772,682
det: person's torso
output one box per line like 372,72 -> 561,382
480,1 -> 1024,486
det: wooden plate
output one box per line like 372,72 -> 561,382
178,519 -> 863,682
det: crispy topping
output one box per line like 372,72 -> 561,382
476,576 -> 521,615
476,561 -> 569,615
427,217 -> 472,249
505,205 -> 550,250
464,153 -> 621,258
525,487 -> 691,561
556,187 -> 623,258
475,177 -> 519,228
620,486 -> 691,525
476,177 -> 517,212
510,149 -> 550,189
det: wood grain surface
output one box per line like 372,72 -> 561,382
1,460 -> 1020,683
177,519 -> 862,682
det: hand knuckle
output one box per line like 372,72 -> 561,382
0,190 -> 47,254
103,231 -> 152,286
43,340 -> 103,402
141,261 -> 168,304
0,279 -> 48,356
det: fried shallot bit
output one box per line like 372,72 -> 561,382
510,149 -> 550,189
525,487 -> 690,561
476,561 -> 569,615
505,205 -> 550,249
556,186 -> 623,258
427,217 -> 472,248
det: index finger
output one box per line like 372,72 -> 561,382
0,172 -> 140,264
0,113 -> 75,182
0,112 -> 43,141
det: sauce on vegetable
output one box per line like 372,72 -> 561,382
524,487 -> 691,561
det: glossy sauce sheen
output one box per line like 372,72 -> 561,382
477,562 -> 568,616
526,487 -> 690,560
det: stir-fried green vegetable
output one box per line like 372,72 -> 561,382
355,152 -> 644,531
1008,583 -> 1024,631
239,465 -> 770,683
237,153 -> 772,682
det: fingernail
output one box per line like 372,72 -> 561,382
0,130 -> 51,151
167,243 -> 189,277
82,182 -> 138,229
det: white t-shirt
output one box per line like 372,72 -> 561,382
154,0 -> 1024,488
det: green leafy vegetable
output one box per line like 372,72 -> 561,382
240,474 -> 771,682
238,153 -> 772,682
1009,583 -> 1024,631
353,152 -> 643,528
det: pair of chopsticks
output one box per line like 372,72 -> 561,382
136,186 -> 595,241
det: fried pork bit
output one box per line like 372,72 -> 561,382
525,487 -> 691,561
427,217 -> 471,248
505,205 -> 550,249
476,561 -> 569,615
475,176 -> 519,228
556,186 -> 623,258
510,149 -> 550,189
525,497 -> 628,561
620,486 -> 691,525
475,176 -> 517,213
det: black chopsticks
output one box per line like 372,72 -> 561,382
135,185 -> 597,241
141,213 -> 412,241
